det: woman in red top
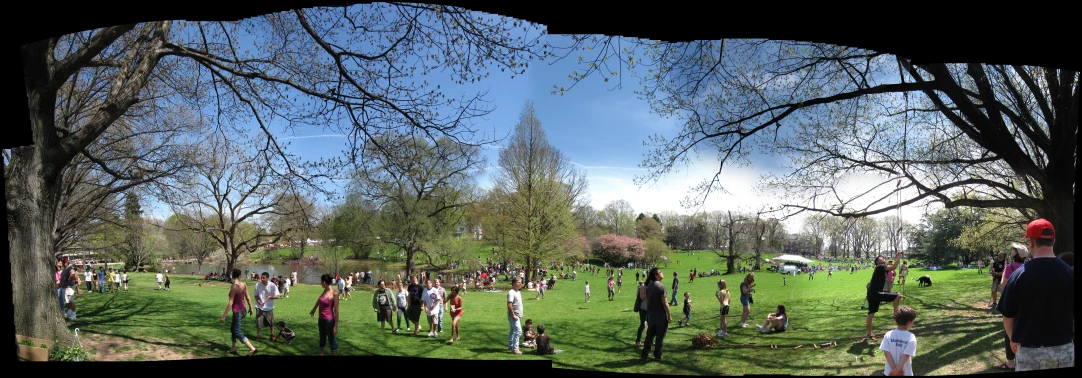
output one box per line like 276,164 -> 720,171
310,273 -> 340,355
447,285 -> 463,345
220,268 -> 257,356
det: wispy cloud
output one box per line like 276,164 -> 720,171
278,134 -> 347,141
571,162 -> 648,172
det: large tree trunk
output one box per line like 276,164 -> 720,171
1044,183 -> 1073,254
10,53 -> 74,344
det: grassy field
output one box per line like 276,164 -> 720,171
61,252 -> 1015,374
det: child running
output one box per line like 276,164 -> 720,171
677,292 -> 693,326
716,280 -> 730,337
447,286 -> 463,345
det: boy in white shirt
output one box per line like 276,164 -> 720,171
880,306 -> 918,376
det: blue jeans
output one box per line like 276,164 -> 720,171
318,318 -> 337,353
636,311 -> 649,343
231,311 -> 248,344
438,306 -> 444,332
98,280 -> 105,293
508,315 -> 522,350
397,306 -> 408,330
670,288 -> 679,305
57,288 -> 66,312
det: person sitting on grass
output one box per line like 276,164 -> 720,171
757,305 -> 788,333
535,325 -> 554,355
522,319 -> 537,348
276,321 -> 296,345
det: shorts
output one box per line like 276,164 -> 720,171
1016,343 -> 1074,371
64,288 -> 75,305
866,292 -> 899,314
427,312 -> 439,324
377,307 -> 393,322
739,294 -> 751,307
407,306 -> 422,324
256,309 -> 274,329
992,279 -> 1002,293
720,305 -> 729,316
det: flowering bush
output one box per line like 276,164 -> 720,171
563,236 -> 592,261
590,234 -> 645,265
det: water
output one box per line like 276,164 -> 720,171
159,261 -> 468,285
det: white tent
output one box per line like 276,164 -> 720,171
772,254 -> 814,264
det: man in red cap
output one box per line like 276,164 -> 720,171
996,219 -> 1074,371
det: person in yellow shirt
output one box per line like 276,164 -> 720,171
715,280 -> 731,337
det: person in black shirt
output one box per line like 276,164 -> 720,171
997,219 -> 1074,371
864,250 -> 905,341
990,252 -> 1006,309
406,276 -> 425,336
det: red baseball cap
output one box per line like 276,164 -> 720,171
1024,218 -> 1055,240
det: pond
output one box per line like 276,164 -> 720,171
159,261 -> 469,285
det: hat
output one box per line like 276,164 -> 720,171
1024,219 -> 1055,240
1010,242 -> 1030,258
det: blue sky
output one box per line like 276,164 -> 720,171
142,27 -> 929,233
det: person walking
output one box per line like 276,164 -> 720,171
507,277 -> 524,354
997,219 -> 1074,371
310,274 -> 340,356
668,272 -> 680,306
640,268 -> 671,362
219,269 -> 257,356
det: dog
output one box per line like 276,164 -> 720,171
917,275 -> 932,287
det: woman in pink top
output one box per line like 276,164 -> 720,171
996,245 -> 1028,369
310,273 -> 340,355
220,268 -> 257,356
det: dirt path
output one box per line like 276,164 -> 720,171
81,332 -> 199,361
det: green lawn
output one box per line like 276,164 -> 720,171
64,252 -> 1013,375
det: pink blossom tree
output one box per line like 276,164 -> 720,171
591,234 -> 646,265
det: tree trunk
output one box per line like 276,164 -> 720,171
1044,183 -> 1074,255
405,247 -> 416,279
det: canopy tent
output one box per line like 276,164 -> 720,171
772,254 -> 814,264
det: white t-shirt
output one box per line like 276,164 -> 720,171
421,288 -> 441,315
507,289 -> 523,318
121,273 -> 128,282
84,271 -> 92,282
156,273 -> 164,283
284,278 -> 291,288
880,329 -> 917,376
584,284 -> 590,294
255,282 -> 280,311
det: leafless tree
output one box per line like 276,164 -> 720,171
12,5 -> 547,343
553,37 -> 1076,254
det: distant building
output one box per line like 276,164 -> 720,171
784,234 -> 819,256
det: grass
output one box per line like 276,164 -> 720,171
65,251 -> 1014,374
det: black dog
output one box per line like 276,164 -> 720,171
917,275 -> 932,287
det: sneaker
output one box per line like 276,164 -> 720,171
740,322 -> 747,328
512,349 -> 522,355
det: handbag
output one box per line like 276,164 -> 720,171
749,295 -> 754,304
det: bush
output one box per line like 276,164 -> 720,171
49,343 -> 90,362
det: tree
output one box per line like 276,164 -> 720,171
634,215 -> 663,241
494,100 -> 588,282
955,207 -> 1024,262
878,215 -> 910,255
802,214 -> 831,256
118,192 -> 155,269
351,134 -> 480,278
164,213 -> 216,272
718,211 -> 749,274
909,208 -> 980,266
162,136 -> 290,276
323,193 -> 379,260
591,234 -> 646,266
602,199 -> 636,237
643,239 -> 670,266
270,191 -> 318,259
555,38 -> 1076,254
12,4 -> 547,344
572,202 -> 604,239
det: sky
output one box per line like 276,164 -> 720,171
141,25 -> 931,234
